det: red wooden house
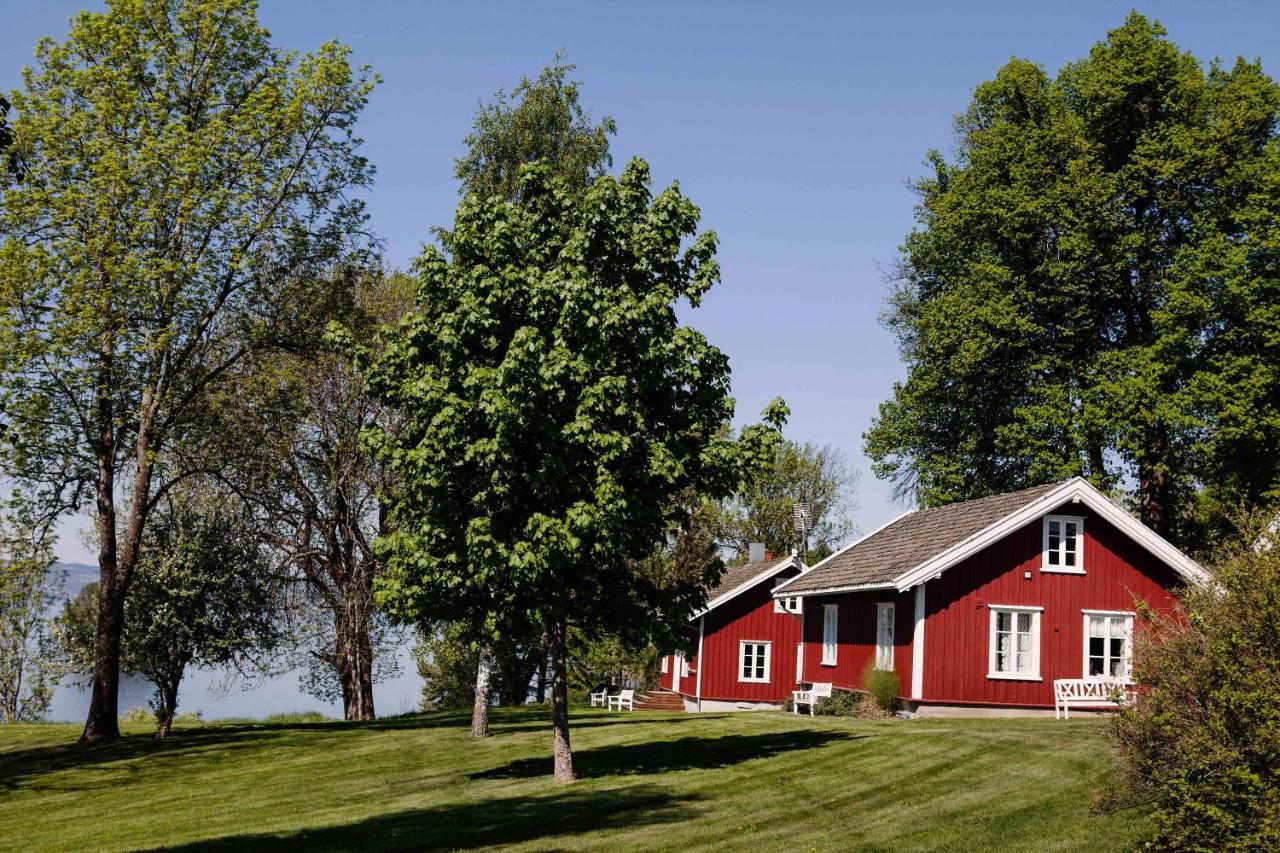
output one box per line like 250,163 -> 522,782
772,478 -> 1208,715
656,547 -> 806,711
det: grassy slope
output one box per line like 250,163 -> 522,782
0,708 -> 1146,852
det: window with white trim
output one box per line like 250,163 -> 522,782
1084,611 -> 1133,680
988,606 -> 1041,679
1042,515 -> 1084,572
875,602 -> 895,670
660,654 -> 669,674
822,604 -> 838,665
773,578 -> 801,613
739,641 -> 771,682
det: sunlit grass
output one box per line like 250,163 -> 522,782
0,707 -> 1146,851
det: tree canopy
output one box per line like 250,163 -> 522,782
864,12 -> 1280,550
0,0 -> 376,742
355,159 -> 784,780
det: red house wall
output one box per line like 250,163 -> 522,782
662,566 -> 803,703
918,503 -> 1181,707
798,588 -> 915,695
796,503 -> 1185,708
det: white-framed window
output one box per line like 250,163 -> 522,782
1042,515 -> 1085,573
988,605 -> 1042,680
1083,610 -> 1134,681
822,604 -> 838,665
660,654 -> 669,674
739,640 -> 771,683
680,652 -> 690,678
795,642 -> 804,683
875,602 -> 895,670
773,578 -> 802,613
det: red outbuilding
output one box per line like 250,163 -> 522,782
773,478 -> 1208,715
656,548 -> 806,711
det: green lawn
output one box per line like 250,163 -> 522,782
0,708 -> 1147,851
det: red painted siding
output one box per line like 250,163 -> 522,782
798,589 -> 915,695
798,503 -> 1185,708
671,565 -> 803,703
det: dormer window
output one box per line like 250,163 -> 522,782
773,577 -> 801,614
1042,515 -> 1085,573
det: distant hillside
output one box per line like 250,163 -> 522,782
53,562 -> 98,596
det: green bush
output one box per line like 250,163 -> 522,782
261,711 -> 330,724
814,689 -> 864,717
1109,523 -> 1280,849
862,663 -> 900,713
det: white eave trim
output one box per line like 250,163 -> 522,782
692,555 -> 800,620
890,478 -> 1209,592
771,509 -> 916,599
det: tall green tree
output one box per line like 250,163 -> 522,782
0,0 -> 376,743
865,13 -> 1280,549
61,494 -> 280,737
717,441 -> 859,562
355,160 -> 784,781
439,58 -> 617,734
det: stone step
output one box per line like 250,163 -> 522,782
632,689 -> 685,712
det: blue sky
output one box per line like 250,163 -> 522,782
3,0 -> 1279,563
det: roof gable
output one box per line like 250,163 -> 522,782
695,554 -> 799,618
775,478 -> 1208,597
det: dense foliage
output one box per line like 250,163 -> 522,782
60,500 -> 280,737
356,159 -> 784,779
1109,522 -> 1280,848
865,12 -> 1280,549
0,0 -> 376,742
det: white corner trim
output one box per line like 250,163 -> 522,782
694,555 -> 798,619
772,508 -> 917,596
893,478 -> 1209,592
911,583 -> 926,699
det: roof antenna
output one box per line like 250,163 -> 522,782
793,499 -> 812,564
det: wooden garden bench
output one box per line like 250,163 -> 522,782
1053,678 -> 1131,719
792,682 -> 833,717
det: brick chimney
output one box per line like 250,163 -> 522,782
764,548 -> 775,561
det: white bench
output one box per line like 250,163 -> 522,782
1053,679 -> 1131,719
589,688 -> 610,708
608,688 -> 635,712
792,682 -> 833,717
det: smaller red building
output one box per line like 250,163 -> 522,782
774,478 -> 1208,714
657,550 -> 806,711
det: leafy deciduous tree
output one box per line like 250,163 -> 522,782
354,160 -> 784,781
0,495 -> 62,723
60,496 -> 279,737
0,0 -> 376,743
865,13 -> 1280,550
717,440 -> 859,562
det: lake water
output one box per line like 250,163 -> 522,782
47,563 -> 425,723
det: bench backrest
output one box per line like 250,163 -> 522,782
812,682 -> 833,698
618,689 -> 635,700
1054,679 -> 1124,701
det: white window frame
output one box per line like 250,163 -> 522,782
1082,610 -> 1135,682
1042,515 -> 1086,574
773,578 -> 802,614
660,654 -> 669,674
875,602 -> 895,670
795,642 -> 804,683
680,652 -> 690,678
821,604 -> 838,666
738,640 -> 771,683
987,605 -> 1042,681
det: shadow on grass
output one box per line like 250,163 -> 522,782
158,784 -> 699,852
472,729 -> 859,780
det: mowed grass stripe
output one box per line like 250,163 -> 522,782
0,708 -> 1147,851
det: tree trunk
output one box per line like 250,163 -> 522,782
470,644 -> 493,737
156,673 -> 181,739
550,617 -> 574,782
1137,429 -> 1172,538
334,582 -> 376,721
82,562 -> 124,744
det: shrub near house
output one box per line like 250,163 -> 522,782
773,478 -> 1207,714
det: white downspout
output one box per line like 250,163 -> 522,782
695,615 -> 705,712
